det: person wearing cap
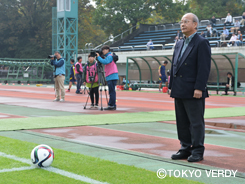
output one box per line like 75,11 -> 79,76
96,45 -> 118,110
83,54 -> 99,108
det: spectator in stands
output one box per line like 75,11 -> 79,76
221,42 -> 227,47
210,16 -> 216,27
176,30 -> 182,38
173,36 -> 180,49
240,12 -> 245,26
228,33 -> 238,46
200,31 -> 206,38
220,26 -> 229,41
223,72 -> 236,96
146,39 -> 154,50
212,28 -> 218,37
158,61 -> 168,92
224,13 -> 232,26
206,24 -> 213,37
231,20 -> 240,34
174,36 -> 180,42
236,31 -> 243,46
109,34 -> 114,43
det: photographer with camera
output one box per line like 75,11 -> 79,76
96,45 -> 118,110
50,51 -> 66,102
83,54 -> 99,108
75,56 -> 83,94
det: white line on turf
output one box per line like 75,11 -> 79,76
0,152 -> 31,164
0,151 -> 109,184
44,167 -> 109,184
0,166 -> 35,173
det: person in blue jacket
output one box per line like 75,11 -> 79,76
50,51 -> 66,102
96,45 -> 119,110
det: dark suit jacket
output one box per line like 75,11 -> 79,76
169,33 -> 211,99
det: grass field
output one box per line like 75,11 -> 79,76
0,136 -> 202,184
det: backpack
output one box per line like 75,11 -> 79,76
112,52 -> 118,63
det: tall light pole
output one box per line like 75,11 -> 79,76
53,0 -> 78,84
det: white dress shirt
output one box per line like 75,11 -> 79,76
225,15 -> 232,23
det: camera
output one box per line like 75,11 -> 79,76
90,50 -> 103,58
48,55 -> 56,59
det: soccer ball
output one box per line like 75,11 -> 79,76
31,144 -> 54,167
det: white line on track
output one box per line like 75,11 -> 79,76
0,152 -> 109,184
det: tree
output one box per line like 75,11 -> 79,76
77,0 -> 106,49
0,0 -> 56,58
93,0 -> 154,36
188,0 -> 245,20
154,0 -> 190,23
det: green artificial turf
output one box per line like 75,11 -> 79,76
0,107 -> 244,131
0,136 -> 201,184
0,157 -> 29,169
0,104 -> 81,117
0,170 -> 86,184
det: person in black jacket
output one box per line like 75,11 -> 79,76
223,72 -> 236,96
210,16 -> 216,27
169,13 -> 211,162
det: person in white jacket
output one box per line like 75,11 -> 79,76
224,13 -> 232,26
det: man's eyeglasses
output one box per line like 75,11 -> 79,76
179,20 -> 193,25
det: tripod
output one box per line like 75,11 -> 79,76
80,84 -> 89,94
84,63 -> 108,111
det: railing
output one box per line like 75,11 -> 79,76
0,58 -> 52,84
233,16 -> 242,23
93,25 -> 138,50
200,20 -> 210,26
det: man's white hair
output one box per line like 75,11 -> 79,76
183,13 -> 199,30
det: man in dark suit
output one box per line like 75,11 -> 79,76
169,13 -> 211,162
223,72 -> 236,96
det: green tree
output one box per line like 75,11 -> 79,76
78,0 -> 106,49
0,0 -> 56,58
93,0 -> 155,36
188,0 -> 245,20
154,0 -> 190,23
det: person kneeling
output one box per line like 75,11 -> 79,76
84,54 -> 99,108
96,45 -> 118,110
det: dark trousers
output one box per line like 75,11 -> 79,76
76,74 -> 83,93
224,22 -> 232,26
107,80 -> 117,107
175,98 -> 205,156
225,87 -> 235,94
89,86 -> 99,105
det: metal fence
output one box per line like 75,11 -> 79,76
0,58 -> 53,84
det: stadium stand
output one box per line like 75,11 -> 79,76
110,17 -> 245,51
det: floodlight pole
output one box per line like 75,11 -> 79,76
55,0 -> 78,84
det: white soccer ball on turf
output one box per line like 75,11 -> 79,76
31,144 -> 54,167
